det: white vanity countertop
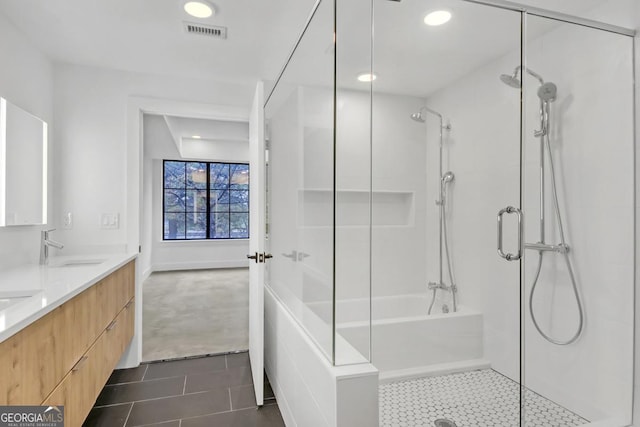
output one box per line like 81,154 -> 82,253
0,252 -> 137,343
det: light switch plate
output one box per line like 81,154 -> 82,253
100,213 -> 119,229
63,212 -> 73,229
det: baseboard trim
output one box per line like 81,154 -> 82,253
141,267 -> 152,282
151,260 -> 249,272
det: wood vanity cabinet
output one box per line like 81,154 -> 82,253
0,260 -> 135,427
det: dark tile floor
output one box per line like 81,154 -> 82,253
83,352 -> 284,427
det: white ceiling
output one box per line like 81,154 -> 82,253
151,114 -> 249,159
0,0 -> 629,98
266,0 -> 622,99
163,115 -> 248,143
350,0 -> 624,96
0,0 -> 317,84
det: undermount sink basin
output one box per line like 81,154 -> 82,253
0,289 -> 41,311
50,259 -> 106,268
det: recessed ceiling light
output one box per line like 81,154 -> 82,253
424,10 -> 452,26
192,135 -> 202,139
357,73 -> 377,82
184,1 -> 214,18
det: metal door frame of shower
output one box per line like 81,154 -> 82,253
461,0 -> 636,37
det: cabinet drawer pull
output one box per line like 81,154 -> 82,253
125,300 -> 134,310
72,356 -> 88,372
106,320 -> 118,331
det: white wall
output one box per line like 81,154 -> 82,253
0,11 -> 53,270
267,83 -> 427,363
582,2 -> 640,427
425,21 -> 523,381
51,63 -> 254,256
52,64 -> 254,368
142,114 -> 249,277
370,92 -> 428,300
267,85 -> 336,359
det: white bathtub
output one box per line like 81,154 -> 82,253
330,294 -> 489,382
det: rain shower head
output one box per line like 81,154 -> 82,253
500,73 -> 521,89
499,66 -> 558,103
411,107 -> 452,130
410,111 -> 425,122
500,66 -> 546,89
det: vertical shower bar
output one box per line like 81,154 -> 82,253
539,99 -> 545,245
421,107 -> 452,315
423,108 -> 445,289
539,102 -> 545,244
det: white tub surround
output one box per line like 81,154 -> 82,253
0,252 -> 137,343
331,294 -> 488,382
264,286 -> 379,427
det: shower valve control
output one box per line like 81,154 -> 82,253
428,281 -> 452,292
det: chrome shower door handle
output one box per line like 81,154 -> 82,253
497,206 -> 523,261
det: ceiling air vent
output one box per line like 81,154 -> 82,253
183,22 -> 227,39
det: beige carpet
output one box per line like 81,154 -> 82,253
142,268 -> 249,362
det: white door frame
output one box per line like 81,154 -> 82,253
122,96 -> 249,368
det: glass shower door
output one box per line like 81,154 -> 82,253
370,1 -> 526,425
522,13 -> 635,427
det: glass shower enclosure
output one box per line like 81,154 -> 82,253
264,0 -> 635,425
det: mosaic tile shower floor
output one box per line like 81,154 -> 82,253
379,369 -> 588,427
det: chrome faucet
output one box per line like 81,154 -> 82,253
40,228 -> 64,265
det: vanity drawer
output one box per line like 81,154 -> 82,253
0,305 -> 67,405
43,323 -> 109,427
42,297 -> 135,427
105,298 -> 135,371
95,261 -> 135,333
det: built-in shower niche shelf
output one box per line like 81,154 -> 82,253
299,189 -> 414,227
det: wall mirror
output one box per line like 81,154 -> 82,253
0,97 -> 47,226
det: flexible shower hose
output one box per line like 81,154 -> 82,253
528,131 -> 584,345
428,181 -> 458,314
441,185 -> 457,313
427,288 -> 437,315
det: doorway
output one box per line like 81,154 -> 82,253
140,113 -> 251,362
